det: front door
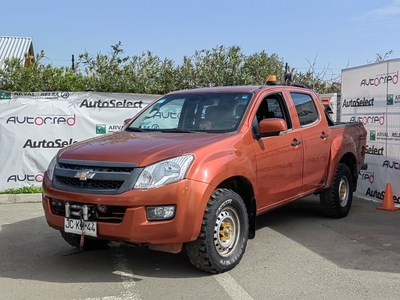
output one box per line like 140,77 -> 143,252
252,93 -> 304,212
253,130 -> 304,210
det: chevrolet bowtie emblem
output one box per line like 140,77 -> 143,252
74,170 -> 96,181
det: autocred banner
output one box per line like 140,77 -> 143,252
341,59 -> 400,207
0,91 -> 158,190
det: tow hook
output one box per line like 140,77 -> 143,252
80,209 -> 85,250
65,202 -> 88,250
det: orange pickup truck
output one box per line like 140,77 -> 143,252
42,81 -> 367,273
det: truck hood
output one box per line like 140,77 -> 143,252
58,131 -> 231,166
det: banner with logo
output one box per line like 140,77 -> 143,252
341,59 -> 400,207
0,91 -> 158,190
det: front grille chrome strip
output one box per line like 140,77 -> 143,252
52,159 -> 143,194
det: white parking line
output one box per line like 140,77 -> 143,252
84,243 -> 141,300
112,244 -> 141,300
83,243 -> 251,300
213,272 -> 254,300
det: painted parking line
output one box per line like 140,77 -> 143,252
84,243 -> 141,300
213,272 -> 254,300
83,242 -> 252,300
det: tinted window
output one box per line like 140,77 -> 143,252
255,93 -> 292,129
290,92 -> 319,126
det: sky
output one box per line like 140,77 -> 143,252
2,0 -> 400,81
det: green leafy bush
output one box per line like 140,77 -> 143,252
0,185 -> 42,194
0,43 -> 339,94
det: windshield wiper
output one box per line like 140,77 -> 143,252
160,128 -> 197,133
125,127 -> 144,132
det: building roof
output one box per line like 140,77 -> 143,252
0,36 -> 35,66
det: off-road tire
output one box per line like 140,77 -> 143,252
320,163 -> 353,218
185,188 -> 249,273
60,231 -> 109,250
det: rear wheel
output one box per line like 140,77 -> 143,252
60,231 -> 109,250
185,188 -> 249,273
320,163 -> 353,218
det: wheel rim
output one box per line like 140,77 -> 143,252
338,175 -> 349,207
213,206 -> 240,257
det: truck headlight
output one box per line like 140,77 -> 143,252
46,155 -> 58,182
134,154 -> 194,189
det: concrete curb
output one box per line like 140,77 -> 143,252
0,193 -> 41,204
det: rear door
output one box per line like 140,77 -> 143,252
288,91 -> 331,193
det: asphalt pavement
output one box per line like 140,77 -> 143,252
1,194 -> 399,300
2,192 -> 399,256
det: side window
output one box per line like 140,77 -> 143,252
255,93 -> 292,129
266,98 -> 283,118
290,92 -> 319,126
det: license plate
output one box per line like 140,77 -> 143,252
64,218 -> 97,237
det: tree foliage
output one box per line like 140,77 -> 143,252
374,50 -> 394,62
0,50 -> 86,91
0,43 -> 337,94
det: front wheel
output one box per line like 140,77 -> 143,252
320,163 -> 353,218
185,188 -> 249,273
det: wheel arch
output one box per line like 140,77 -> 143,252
339,152 -> 357,192
216,176 -> 256,239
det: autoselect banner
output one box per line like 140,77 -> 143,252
0,91 -> 158,190
341,59 -> 400,207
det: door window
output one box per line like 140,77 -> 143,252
290,93 -> 319,126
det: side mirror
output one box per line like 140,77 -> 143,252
259,118 -> 288,135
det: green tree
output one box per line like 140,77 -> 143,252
291,57 -> 341,94
0,43 -> 339,94
0,50 -> 86,92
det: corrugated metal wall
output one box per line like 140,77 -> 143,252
0,36 -> 34,66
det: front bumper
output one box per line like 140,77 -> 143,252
42,173 -> 211,245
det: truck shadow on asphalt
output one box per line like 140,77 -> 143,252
0,214 -> 204,283
1,196 -> 399,283
254,195 -> 400,274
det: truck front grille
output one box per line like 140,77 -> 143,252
50,198 -> 127,222
57,176 -> 124,190
52,159 -> 142,194
58,162 -> 133,173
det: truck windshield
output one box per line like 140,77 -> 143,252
126,92 -> 252,133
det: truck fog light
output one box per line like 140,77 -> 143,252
147,205 -> 176,221
97,205 -> 108,214
51,199 -> 64,214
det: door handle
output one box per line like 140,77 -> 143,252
320,133 -> 329,139
291,140 -> 302,146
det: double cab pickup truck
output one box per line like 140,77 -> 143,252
42,79 -> 367,273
